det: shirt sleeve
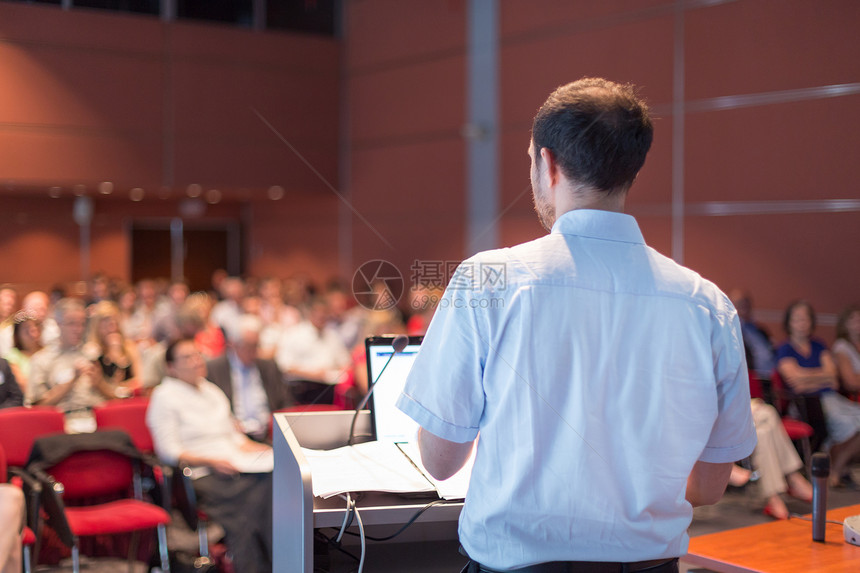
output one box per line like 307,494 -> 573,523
396,262 -> 487,444
698,302 -> 757,463
26,351 -> 51,405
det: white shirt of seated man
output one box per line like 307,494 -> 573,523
146,339 -> 272,477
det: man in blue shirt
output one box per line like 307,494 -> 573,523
397,78 -> 756,573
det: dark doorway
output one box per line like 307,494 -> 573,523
130,219 -> 241,292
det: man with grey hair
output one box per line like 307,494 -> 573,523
206,314 -> 292,441
28,298 -> 115,418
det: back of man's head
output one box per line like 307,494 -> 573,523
532,77 -> 653,194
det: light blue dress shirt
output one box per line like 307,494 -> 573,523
397,209 -> 756,569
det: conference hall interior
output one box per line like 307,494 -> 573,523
0,1 -> 858,572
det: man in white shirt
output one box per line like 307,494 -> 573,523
397,78 -> 756,572
146,338 -> 273,573
275,298 -> 350,404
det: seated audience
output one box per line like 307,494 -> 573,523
275,298 -> 350,404
185,292 -> 225,360
0,484 -> 24,573
776,300 -> 860,487
325,281 -> 367,350
0,358 -> 23,409
0,286 -> 16,358
731,370 -> 813,519
141,304 -> 206,391
3,313 -> 42,395
86,301 -> 143,397
206,315 -> 292,441
730,289 -> 776,383
146,338 -> 273,573
125,279 -> 159,349
28,298 -> 115,414
210,277 -> 245,341
832,304 -> 860,398
152,281 -> 189,342
21,290 -> 59,346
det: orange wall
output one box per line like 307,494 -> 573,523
1,1 -> 859,342
0,3 -> 341,291
343,0 -> 860,340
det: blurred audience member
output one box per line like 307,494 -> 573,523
833,304 -> 860,398
257,278 -> 300,361
211,277 -> 245,341
153,281 -> 189,342
21,291 -> 59,346
185,292 -> 225,360
85,273 -> 111,307
147,338 -> 273,573
276,298 -> 350,404
730,289 -> 776,382
731,367 -> 813,519
116,286 -> 137,337
207,315 -> 292,441
0,286 -> 17,357
141,304 -> 205,391
325,281 -> 367,350
776,300 -> 860,486
0,358 -> 24,409
86,301 -> 142,397
126,279 -> 160,349
4,313 -> 43,395
28,298 -> 114,420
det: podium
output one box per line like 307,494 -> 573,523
272,410 -> 464,572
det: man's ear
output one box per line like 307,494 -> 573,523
539,147 -> 561,187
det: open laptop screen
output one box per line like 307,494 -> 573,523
365,335 -> 423,443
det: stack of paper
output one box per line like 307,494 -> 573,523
301,441 -> 436,499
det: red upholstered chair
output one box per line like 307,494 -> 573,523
94,398 -> 154,454
0,406 -> 65,536
0,406 -> 66,469
28,431 -> 171,573
1,443 -> 36,573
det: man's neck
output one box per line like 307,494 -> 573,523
554,182 -> 627,220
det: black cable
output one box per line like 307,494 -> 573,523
317,529 -> 361,563
335,499 -> 450,542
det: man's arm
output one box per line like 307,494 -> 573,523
686,460 -> 733,507
417,427 -> 475,481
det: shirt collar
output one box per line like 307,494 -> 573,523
228,350 -> 254,373
550,209 -> 645,245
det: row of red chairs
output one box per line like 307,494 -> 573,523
0,399 -> 344,572
0,402 -> 168,573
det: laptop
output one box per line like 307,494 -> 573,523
364,335 -> 424,443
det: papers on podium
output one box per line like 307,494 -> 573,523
301,440 -> 475,500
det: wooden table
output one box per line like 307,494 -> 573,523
684,504 -> 860,572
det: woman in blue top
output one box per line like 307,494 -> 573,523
776,300 -> 860,487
